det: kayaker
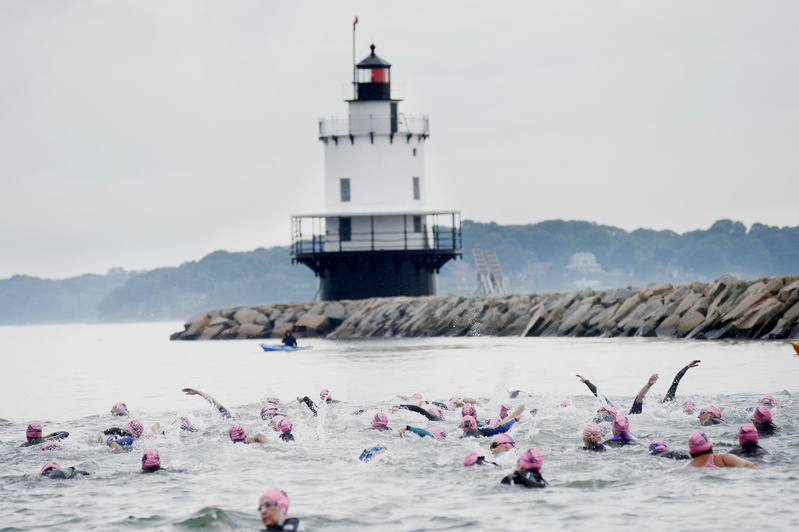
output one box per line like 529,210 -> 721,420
282,330 -> 298,348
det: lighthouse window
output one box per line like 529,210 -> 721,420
412,177 -> 420,200
339,217 -> 352,241
340,178 -> 351,202
413,216 -> 422,233
413,148 -> 417,157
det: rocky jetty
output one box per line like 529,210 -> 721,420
170,275 -> 799,341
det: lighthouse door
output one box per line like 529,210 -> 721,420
390,102 -> 398,133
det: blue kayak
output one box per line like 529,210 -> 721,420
260,344 -> 311,352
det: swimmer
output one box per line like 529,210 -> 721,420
393,403 -> 445,421
42,442 -> 61,451
464,451 -> 500,467
752,405 -> 781,437
320,389 -> 341,403
500,447 -> 547,488
262,405 -> 285,420
728,424 -> 770,458
628,374 -> 659,415
359,445 -> 387,462
276,418 -> 295,442
397,425 -> 446,441
40,461 -> 89,479
760,395 -> 777,407
593,404 -> 618,424
295,396 -> 318,417
150,417 -> 197,437
490,434 -> 515,455
99,419 -> 144,440
698,405 -> 725,426
265,397 -> 280,405
682,400 -> 696,415
499,404 -> 513,420
687,431 -> 758,469
648,439 -> 689,460
229,422 -> 270,444
366,412 -> 392,432
258,487 -> 305,532
576,374 -> 612,406
20,421 -> 69,447
602,415 -> 637,447
460,405 -> 525,438
140,448 -> 186,473
111,402 -> 128,416
182,387 -> 239,419
580,422 -> 606,452
659,360 -> 700,403
281,329 -> 298,348
508,390 -> 531,399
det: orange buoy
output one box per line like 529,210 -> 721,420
793,342 -> 799,355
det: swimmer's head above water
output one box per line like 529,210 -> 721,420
141,449 -> 161,470
371,413 -> 388,428
111,402 -> 128,416
518,447 -> 543,471
738,423 -> 758,444
583,422 -> 602,444
753,405 -> 772,425
259,487 -> 290,529
27,422 -> 42,440
40,461 -> 60,475
491,433 -> 515,454
698,406 -> 722,425
229,423 -> 247,443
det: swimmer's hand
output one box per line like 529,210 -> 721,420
182,388 -> 200,396
688,360 -> 701,368
576,374 -> 586,383
397,426 -> 407,438
648,374 -> 659,386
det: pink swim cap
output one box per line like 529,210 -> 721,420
412,393 -> 422,399
266,397 -> 280,405
700,406 -> 722,419
738,423 -> 758,443
649,439 -> 668,452
277,418 -> 293,434
428,406 -> 443,419
499,404 -> 512,418
612,415 -> 630,435
372,413 -> 388,428
583,422 -> 602,443
178,417 -> 192,430
761,395 -> 776,406
461,403 -> 476,417
519,447 -> 543,471
689,431 -> 712,454
561,400 -> 571,407
600,404 -> 617,418
460,415 -> 476,429
270,415 -> 286,431
463,451 -> 480,467
260,487 -> 290,513
753,405 -> 772,424
141,448 -> 161,469
125,420 -> 144,438
112,402 -> 127,413
683,400 -> 695,409
40,461 -> 60,475
428,427 -> 447,441
261,405 -> 278,419
320,389 -> 330,401
27,422 -> 42,438
229,423 -> 247,442
492,433 -> 515,448
42,442 -> 61,451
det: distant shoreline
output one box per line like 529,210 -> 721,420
171,275 -> 799,341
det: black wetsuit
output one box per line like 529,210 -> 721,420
701,418 -> 725,426
42,467 -> 89,479
728,441 -> 770,458
282,334 -> 298,348
103,428 -> 134,437
756,422 -> 781,437
264,517 -> 303,531
581,442 -> 606,452
650,449 -> 690,460
297,396 -> 318,416
279,433 -> 295,442
475,457 -> 501,467
397,404 -> 444,421
603,435 -> 638,448
20,432 -> 70,447
501,469 -> 547,489
660,365 -> 692,403
582,380 -> 611,405
592,414 -> 616,424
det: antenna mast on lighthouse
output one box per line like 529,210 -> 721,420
352,16 -> 358,99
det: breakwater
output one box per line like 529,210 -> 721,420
170,275 -> 799,341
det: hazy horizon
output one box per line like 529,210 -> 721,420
3,2 -> 797,279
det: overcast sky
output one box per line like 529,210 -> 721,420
2,2 -> 798,280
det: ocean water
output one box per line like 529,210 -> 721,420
2,322 -> 799,531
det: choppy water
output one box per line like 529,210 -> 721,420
2,322 -> 799,531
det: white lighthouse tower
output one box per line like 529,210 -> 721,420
291,43 -> 462,301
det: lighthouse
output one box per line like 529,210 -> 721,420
291,43 -> 462,301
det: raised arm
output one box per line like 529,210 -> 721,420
629,374 -> 658,414
296,396 -> 318,417
182,388 -> 234,418
661,360 -> 700,403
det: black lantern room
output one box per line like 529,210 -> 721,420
356,44 -> 391,101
